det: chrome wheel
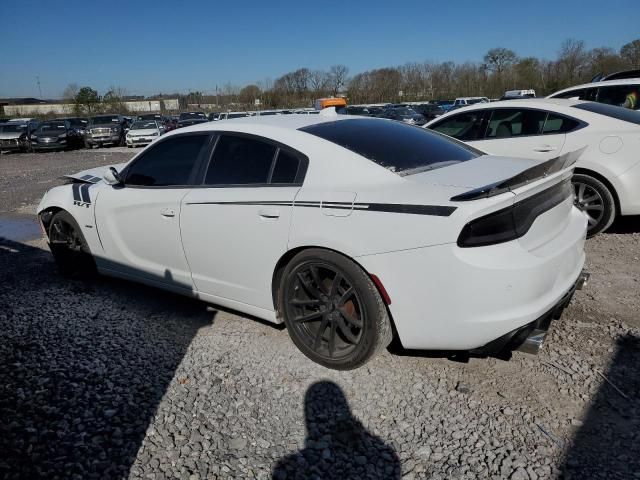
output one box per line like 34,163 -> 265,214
573,181 -> 604,228
285,262 -> 365,361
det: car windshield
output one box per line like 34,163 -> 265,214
467,98 -> 487,105
227,113 -> 247,119
131,121 -> 157,130
37,121 -> 66,131
138,114 -> 161,120
0,124 -> 27,133
180,112 -> 206,120
90,116 -> 119,124
573,102 -> 640,125
300,118 -> 480,175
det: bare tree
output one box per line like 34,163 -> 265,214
620,39 -> 640,68
328,65 -> 349,96
62,83 -> 80,102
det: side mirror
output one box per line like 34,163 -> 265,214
103,166 -> 123,186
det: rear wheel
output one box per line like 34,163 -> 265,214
572,173 -> 616,237
48,211 -> 96,277
279,249 -> 392,370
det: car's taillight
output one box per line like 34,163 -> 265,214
457,178 -> 572,248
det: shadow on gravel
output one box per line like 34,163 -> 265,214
0,239 -> 214,479
605,215 -> 640,234
562,333 -> 640,479
272,381 -> 401,480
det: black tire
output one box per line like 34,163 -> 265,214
279,248 -> 392,370
572,173 -> 616,237
48,210 -> 96,277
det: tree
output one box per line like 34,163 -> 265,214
62,83 -> 79,102
620,39 -> 640,68
238,84 -> 262,106
483,48 -> 518,74
75,86 -> 100,114
103,86 -> 128,113
328,65 -> 349,96
556,39 -> 588,84
309,70 -> 329,97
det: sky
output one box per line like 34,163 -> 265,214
0,0 -> 637,99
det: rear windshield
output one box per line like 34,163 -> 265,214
299,118 -> 480,175
573,102 -> 640,125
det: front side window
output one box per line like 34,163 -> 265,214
205,135 -> 277,185
430,111 -> 485,141
125,134 -> 207,186
485,109 -> 546,138
597,85 -> 640,107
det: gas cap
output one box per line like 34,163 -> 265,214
320,191 -> 357,217
599,136 -> 623,155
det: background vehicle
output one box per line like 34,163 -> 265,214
31,120 -> 84,151
85,114 -> 129,148
38,115 -> 586,369
425,98 -> 640,235
378,106 -> 426,125
436,100 -> 455,112
547,78 -> 640,109
0,119 -> 39,152
217,111 -> 250,120
179,112 -> 207,122
501,89 -> 536,100
176,118 -> 209,128
126,120 -> 163,147
314,98 -> 347,113
411,103 -> 445,119
57,117 -> 88,136
450,97 -> 490,111
344,106 -> 371,116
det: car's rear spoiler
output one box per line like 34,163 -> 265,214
450,147 -> 586,202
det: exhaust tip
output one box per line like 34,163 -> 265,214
576,271 -> 590,290
517,329 -> 547,355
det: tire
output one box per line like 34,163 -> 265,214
279,248 -> 392,370
48,210 -> 96,277
572,173 -> 616,237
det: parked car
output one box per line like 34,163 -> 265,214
217,111 -> 250,120
547,78 -> 640,110
179,112 -> 207,122
137,113 -> 164,122
31,120 -> 84,151
57,117 -> 89,136
366,106 -> 385,116
162,118 -> 179,132
450,97 -> 490,111
85,115 -> 129,148
425,98 -> 640,235
0,119 -> 39,153
411,103 -> 445,119
501,89 -> 536,100
37,114 -> 587,369
126,120 -> 163,147
344,106 -> 371,116
378,106 -> 426,125
208,112 -> 220,121
177,118 -> 209,128
436,100 -> 455,112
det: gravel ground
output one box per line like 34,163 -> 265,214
1,150 -> 639,479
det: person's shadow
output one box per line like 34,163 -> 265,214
272,381 -> 401,480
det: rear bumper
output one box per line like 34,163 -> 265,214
358,205 -> 587,351
470,270 -> 589,357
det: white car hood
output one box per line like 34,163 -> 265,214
64,162 -> 129,183
128,128 -> 158,136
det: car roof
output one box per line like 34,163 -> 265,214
549,78 -> 640,96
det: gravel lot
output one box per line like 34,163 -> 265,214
1,149 -> 639,479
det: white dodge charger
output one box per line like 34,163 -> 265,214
37,113 -> 588,369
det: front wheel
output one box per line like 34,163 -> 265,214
48,211 -> 96,277
279,249 -> 392,370
572,174 -> 616,237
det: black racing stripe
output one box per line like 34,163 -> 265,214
79,184 -> 91,203
186,200 -> 455,216
72,183 -> 81,202
357,203 -> 456,216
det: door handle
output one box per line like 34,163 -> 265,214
258,208 -> 280,219
534,145 -> 557,152
160,208 -> 176,217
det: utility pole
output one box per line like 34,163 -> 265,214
36,76 -> 42,99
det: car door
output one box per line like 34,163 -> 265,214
470,108 -> 567,160
94,132 -> 211,292
180,133 -> 307,311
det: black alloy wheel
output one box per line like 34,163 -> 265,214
48,211 -> 95,276
280,249 -> 392,370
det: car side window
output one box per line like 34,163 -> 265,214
597,85 -> 638,106
430,111 -> 485,141
485,109 -> 546,138
271,149 -> 300,184
205,135 -> 277,185
125,134 -> 207,186
542,114 -> 580,134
